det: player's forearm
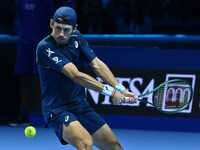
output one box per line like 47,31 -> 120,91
91,60 -> 118,87
73,71 -> 104,92
61,62 -> 104,92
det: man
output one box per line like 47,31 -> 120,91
36,6 -> 137,150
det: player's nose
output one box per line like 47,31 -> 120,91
59,30 -> 64,36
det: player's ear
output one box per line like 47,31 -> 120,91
50,19 -> 54,29
73,24 -> 78,32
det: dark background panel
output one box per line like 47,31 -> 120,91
85,68 -> 200,118
1,35 -> 200,130
91,46 -> 200,70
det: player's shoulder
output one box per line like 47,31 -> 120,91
70,30 -> 83,39
37,35 -> 55,50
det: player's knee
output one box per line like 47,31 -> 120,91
83,138 -> 93,149
76,136 -> 93,149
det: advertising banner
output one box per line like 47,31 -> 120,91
86,69 -> 200,118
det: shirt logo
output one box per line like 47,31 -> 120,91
65,115 -> 69,122
52,57 -> 62,64
74,41 -> 78,48
46,48 -> 55,57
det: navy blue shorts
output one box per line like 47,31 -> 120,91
14,40 -> 38,75
48,106 -> 106,145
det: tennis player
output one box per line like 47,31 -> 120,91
36,6 -> 137,150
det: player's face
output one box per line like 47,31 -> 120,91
51,20 -> 75,44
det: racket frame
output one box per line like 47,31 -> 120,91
137,79 -> 193,114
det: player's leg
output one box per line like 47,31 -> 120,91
62,121 -> 93,150
76,105 -> 123,150
92,123 -> 123,150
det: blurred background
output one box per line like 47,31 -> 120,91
1,0 -> 200,35
0,0 -> 200,133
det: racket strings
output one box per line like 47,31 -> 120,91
153,82 -> 191,111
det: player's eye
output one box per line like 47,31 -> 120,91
56,26 -> 62,30
64,28 -> 71,32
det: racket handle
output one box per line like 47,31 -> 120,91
121,97 -> 129,103
124,96 -> 138,100
122,97 -> 138,103
121,97 -> 128,103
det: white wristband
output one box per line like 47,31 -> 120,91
115,83 -> 126,93
101,84 -> 114,96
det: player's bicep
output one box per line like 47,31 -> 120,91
61,62 -> 79,79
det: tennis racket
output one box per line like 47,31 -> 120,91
126,79 -> 193,114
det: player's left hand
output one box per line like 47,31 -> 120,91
122,90 -> 138,104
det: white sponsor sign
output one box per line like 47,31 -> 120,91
86,73 -> 196,114
87,77 -> 155,107
164,74 -> 196,113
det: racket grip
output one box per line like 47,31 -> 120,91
124,96 -> 138,100
121,97 -> 129,103
123,97 -> 138,103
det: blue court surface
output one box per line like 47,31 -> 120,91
1,125 -> 200,150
